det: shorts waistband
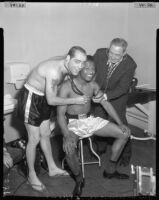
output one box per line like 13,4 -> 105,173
66,112 -> 91,120
24,83 -> 44,96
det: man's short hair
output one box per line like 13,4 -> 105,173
110,38 -> 128,52
86,55 -> 94,63
68,46 -> 86,58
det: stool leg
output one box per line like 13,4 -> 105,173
88,138 -> 101,167
80,140 -> 85,179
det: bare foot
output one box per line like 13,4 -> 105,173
49,167 -> 69,177
28,174 -> 45,191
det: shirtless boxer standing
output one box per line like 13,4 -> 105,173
16,46 -> 89,192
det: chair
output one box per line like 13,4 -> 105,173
62,135 -> 101,179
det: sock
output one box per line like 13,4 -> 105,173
106,159 -> 117,173
75,172 -> 83,183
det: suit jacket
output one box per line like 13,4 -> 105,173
93,48 -> 137,123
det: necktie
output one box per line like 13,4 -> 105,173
106,61 -> 120,89
107,62 -> 114,81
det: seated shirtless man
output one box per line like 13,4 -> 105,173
57,55 -> 131,197
16,46 -> 89,192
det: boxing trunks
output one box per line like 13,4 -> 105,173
66,113 -> 109,138
16,83 -> 52,126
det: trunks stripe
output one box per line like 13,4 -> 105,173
24,91 -> 32,123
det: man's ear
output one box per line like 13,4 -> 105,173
66,55 -> 70,62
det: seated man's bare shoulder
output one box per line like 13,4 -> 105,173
90,80 -> 105,99
91,80 -> 100,91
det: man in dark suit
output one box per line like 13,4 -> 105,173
92,38 -> 137,168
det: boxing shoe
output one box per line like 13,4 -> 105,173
73,179 -> 84,198
103,170 -> 129,179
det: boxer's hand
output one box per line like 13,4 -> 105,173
119,124 -> 131,137
92,96 -> 104,103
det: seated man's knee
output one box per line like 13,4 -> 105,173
118,128 -> 129,142
122,131 -> 130,142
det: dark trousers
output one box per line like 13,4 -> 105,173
3,147 -> 23,177
91,100 -> 132,166
109,99 -> 132,166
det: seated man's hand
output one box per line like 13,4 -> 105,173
63,131 -> 78,155
119,124 -> 131,137
92,92 -> 107,103
3,151 -> 13,168
92,96 -> 103,103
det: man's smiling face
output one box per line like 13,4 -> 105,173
80,60 -> 96,82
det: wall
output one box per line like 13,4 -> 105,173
1,2 -> 128,142
127,3 -> 158,88
1,2 -> 157,141
126,3 -> 158,135
1,3 -> 129,68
